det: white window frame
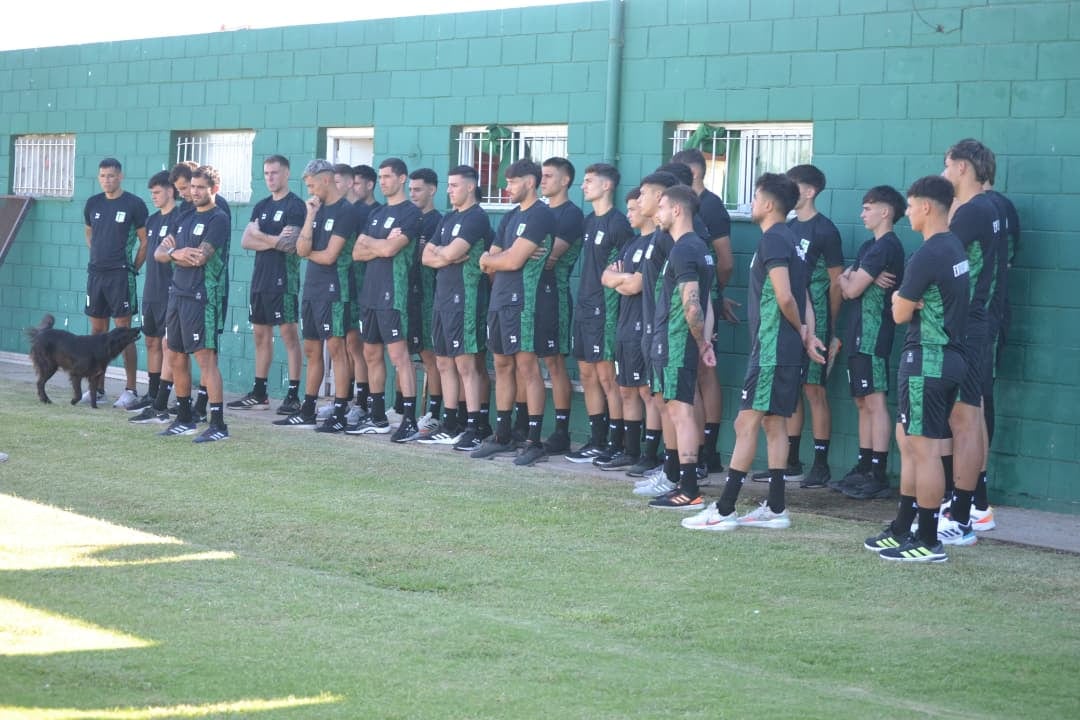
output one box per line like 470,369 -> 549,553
671,122 -> 813,217
174,130 -> 255,203
326,127 -> 375,167
12,134 -> 76,198
456,124 -> 569,210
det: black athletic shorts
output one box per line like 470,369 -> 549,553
142,300 -> 167,339
250,291 -> 298,326
432,308 -> 484,357
358,307 -> 410,347
847,353 -> 888,397
653,364 -> 697,404
533,283 -> 560,358
165,294 -> 220,353
487,305 -> 556,357
740,364 -> 802,416
615,339 -> 647,388
898,372 -> 958,439
86,269 -> 136,319
572,306 -> 617,363
301,298 -> 350,341
958,331 -> 988,407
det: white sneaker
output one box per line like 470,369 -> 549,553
0,452 -> 8,463
316,403 -> 334,421
416,412 -> 438,431
345,405 -> 363,425
644,464 -> 667,480
631,474 -> 675,496
736,502 -> 791,529
385,409 -> 403,428
113,389 -> 140,409
937,516 -> 977,546
970,506 -> 996,532
80,389 -> 106,405
681,503 -> 738,531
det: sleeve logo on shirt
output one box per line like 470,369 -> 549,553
594,230 -> 605,246
516,223 -> 527,236
384,216 -> 395,229
115,211 -> 127,223
953,260 -> 970,277
324,218 -> 335,232
193,224 -> 205,236
452,223 -> 461,237
273,210 -> 284,222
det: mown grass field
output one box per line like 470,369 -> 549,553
0,373 -> 1078,719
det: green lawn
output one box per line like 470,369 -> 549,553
0,376 -> 1078,720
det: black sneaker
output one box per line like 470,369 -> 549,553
345,417 -> 391,435
751,462 -> 804,483
193,424 -> 229,443
648,491 -> 705,511
800,464 -> 831,488
542,430 -> 571,455
276,396 -> 302,416
864,526 -> 910,552
159,419 -> 198,437
391,417 -> 419,443
227,392 -> 270,410
513,442 -> 549,466
879,538 -> 948,563
702,454 -> 725,474
565,442 -> 607,464
191,409 -> 207,424
126,394 -> 154,412
842,475 -> 892,500
453,428 -> 482,452
595,451 -> 637,471
625,457 -> 661,477
315,416 -> 347,433
510,428 -> 528,449
831,465 -> 866,491
470,435 -> 515,459
273,413 -> 317,428
129,407 -> 169,424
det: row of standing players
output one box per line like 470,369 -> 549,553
87,141 -> 1016,562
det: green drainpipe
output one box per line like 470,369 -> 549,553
603,0 -> 625,164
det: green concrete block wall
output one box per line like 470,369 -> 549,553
1,0 -> 1078,510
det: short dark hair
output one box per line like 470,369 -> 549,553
662,184 -> 700,217
506,159 -> 542,186
379,157 -> 408,177
333,163 -> 354,177
169,163 -> 193,183
148,170 -> 175,195
655,161 -> 693,187
585,162 -> 620,188
542,156 -> 575,185
639,171 -> 680,189
448,164 -> 478,184
192,165 -> 221,188
264,154 -> 289,168
862,185 -> 907,224
756,173 -> 800,216
947,138 -> 995,185
99,157 -> 122,172
624,187 -> 641,203
353,164 -> 377,183
906,175 -> 954,212
409,168 -> 438,187
786,164 -> 826,194
671,148 -> 707,173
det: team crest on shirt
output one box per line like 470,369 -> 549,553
324,218 -> 335,232
194,224 -> 205,236
632,249 -> 643,262
594,230 -> 605,246
274,210 -> 284,222
115,211 -> 127,223
516,223 -> 526,236
452,223 -> 461,236
158,226 -> 167,237
384,217 -> 395,229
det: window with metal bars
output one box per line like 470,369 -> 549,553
173,130 -> 255,203
12,134 -> 76,198
455,124 -> 568,208
670,123 -> 813,216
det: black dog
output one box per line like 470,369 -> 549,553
26,314 -> 141,408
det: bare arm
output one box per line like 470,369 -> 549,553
296,199 -> 319,258
132,227 -> 148,271
354,227 -> 411,261
241,221 -> 275,251
481,237 -> 540,273
680,280 -> 707,347
307,234 -> 346,266
827,265 -> 843,327
892,294 -> 922,325
542,236 -> 571,269
171,240 -> 217,268
711,235 -> 733,287
838,266 -> 876,300
153,234 -> 175,264
423,237 -> 472,269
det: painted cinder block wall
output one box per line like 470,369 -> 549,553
0,0 -> 1077,510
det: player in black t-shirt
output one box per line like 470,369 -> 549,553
407,168 -> 445,438
538,157 -> 584,454
781,165 -> 844,488
835,186 -> 908,499
672,148 -> 735,474
231,155 -> 306,414
569,163 -> 634,465
155,166 -> 231,443
343,165 -> 381,426
683,174 -> 824,533
865,176 -> 970,562
82,157 -> 149,407
350,158 -> 424,442
474,160 -> 556,467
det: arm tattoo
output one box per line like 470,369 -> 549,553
682,283 -> 705,344
197,241 -> 215,261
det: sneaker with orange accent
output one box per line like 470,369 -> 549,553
681,503 -> 738,531
736,502 -> 791,529
648,491 -> 704,511
971,506 -> 996,531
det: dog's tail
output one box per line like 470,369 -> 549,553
25,313 -> 55,340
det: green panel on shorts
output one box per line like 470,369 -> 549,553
908,375 -> 925,436
127,271 -> 139,316
872,355 -> 887,393
330,301 -> 348,338
758,277 -> 781,366
752,365 -> 776,412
